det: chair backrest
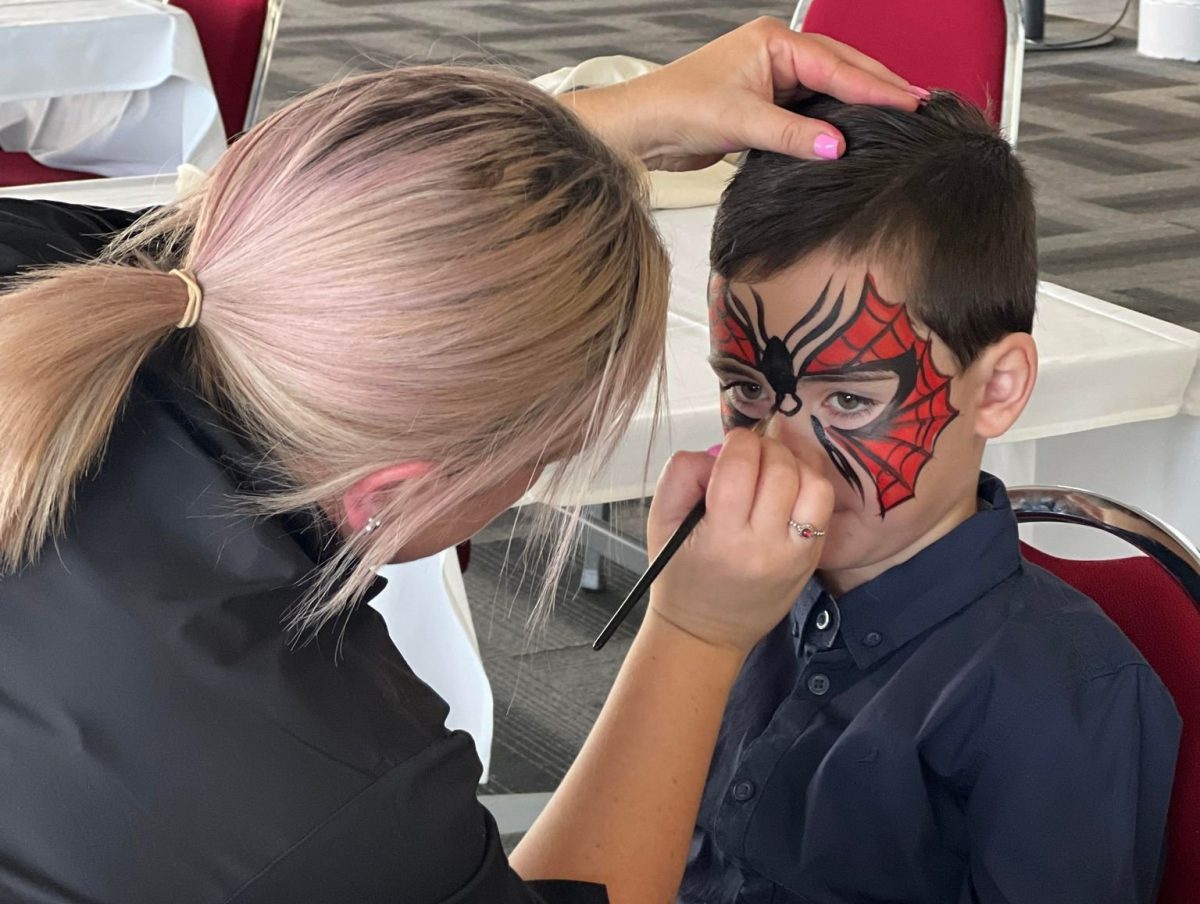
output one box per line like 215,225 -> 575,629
791,0 -> 1024,143
1012,486 -> 1200,904
168,0 -> 284,138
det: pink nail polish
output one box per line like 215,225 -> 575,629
706,444 -> 723,458
908,86 -> 932,101
813,133 -> 841,160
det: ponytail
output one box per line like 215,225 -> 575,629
0,264 -> 192,571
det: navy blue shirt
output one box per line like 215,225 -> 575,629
680,474 -> 1180,904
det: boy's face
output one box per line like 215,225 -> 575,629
708,249 -> 989,577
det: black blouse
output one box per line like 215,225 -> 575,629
0,199 -> 606,904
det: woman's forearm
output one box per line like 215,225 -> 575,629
510,609 -> 745,904
558,81 -> 658,165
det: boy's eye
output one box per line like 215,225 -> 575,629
719,380 -> 773,420
728,382 -> 767,405
829,392 -> 872,413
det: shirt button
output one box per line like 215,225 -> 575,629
807,673 -> 831,696
863,631 -> 883,648
731,780 -> 757,802
815,609 -> 831,631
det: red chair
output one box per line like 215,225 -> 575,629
1011,486 -> 1200,904
790,0 -> 1026,143
168,0 -> 285,139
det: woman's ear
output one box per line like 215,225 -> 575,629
971,333 -> 1038,439
341,461 -> 433,534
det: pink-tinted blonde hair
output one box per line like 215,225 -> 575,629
0,66 -> 668,628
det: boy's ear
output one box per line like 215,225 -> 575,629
971,333 -> 1038,440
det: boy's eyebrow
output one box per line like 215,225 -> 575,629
799,370 -> 898,383
707,355 -> 898,384
707,353 -> 760,373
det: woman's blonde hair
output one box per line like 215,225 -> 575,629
0,66 -> 669,629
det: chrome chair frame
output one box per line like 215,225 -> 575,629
1010,484 -> 1200,603
244,0 -> 285,132
788,0 -> 1026,145
164,0 -> 285,133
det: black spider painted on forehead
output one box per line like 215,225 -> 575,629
711,279 -> 846,416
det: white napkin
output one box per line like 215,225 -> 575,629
534,56 -> 737,210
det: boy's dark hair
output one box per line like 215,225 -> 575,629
710,92 -> 1036,365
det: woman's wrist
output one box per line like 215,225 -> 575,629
639,605 -> 750,682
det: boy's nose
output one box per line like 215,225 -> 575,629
764,412 -> 842,482
764,411 -> 820,455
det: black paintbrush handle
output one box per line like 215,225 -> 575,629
592,497 -> 706,651
592,413 -> 775,652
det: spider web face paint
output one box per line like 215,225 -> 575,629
803,276 -> 959,514
709,274 -> 959,516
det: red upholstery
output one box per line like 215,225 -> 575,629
0,151 -> 95,189
170,0 -> 271,139
1021,543 -> 1200,904
797,0 -> 1008,124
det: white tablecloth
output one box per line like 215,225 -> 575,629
375,551 -> 493,780
0,0 -> 224,175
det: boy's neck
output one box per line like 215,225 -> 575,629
819,490 -> 982,598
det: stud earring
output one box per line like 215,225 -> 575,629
363,516 -> 383,535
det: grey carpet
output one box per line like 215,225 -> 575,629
463,509 -> 644,795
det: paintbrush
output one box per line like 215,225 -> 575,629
592,412 -> 776,651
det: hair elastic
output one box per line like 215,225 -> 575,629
170,268 -> 204,329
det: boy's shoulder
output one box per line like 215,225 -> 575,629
916,554 -> 1174,743
985,555 -> 1151,679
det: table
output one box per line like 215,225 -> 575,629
0,0 -> 224,176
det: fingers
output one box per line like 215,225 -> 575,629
804,34 -> 914,93
704,429 -> 762,524
790,462 -> 835,534
748,437 -> 799,536
706,429 -> 831,540
765,23 -> 920,108
729,103 -> 847,161
654,451 -> 716,528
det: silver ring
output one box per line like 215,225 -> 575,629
788,520 -> 826,539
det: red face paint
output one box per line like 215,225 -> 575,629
708,273 -> 958,516
709,273 -> 757,368
804,275 -> 958,514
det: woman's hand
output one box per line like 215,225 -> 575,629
647,428 -> 834,655
565,17 -> 925,170
516,428 -> 831,901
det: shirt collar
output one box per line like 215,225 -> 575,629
805,473 -> 1022,669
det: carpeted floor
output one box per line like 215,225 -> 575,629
463,509 -> 644,794
260,2 -> 1200,795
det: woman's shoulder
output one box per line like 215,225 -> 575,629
0,198 -> 142,279
0,346 -> 475,900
